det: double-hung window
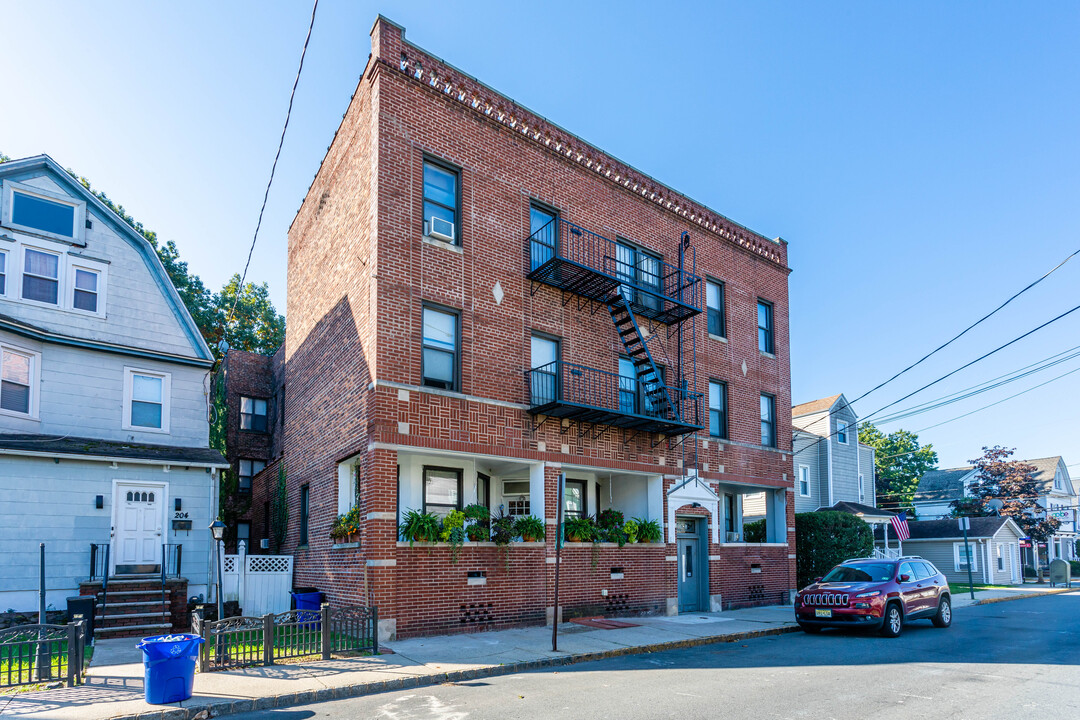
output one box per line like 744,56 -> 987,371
799,465 -> 811,497
760,393 -> 776,448
238,459 -> 267,492
0,346 -> 37,416
423,466 -> 462,518
618,357 -> 664,415
71,266 -> 100,313
954,542 -> 977,572
858,473 -> 865,499
757,299 -> 774,354
614,239 -> 662,311
530,334 -> 559,405
22,248 -> 60,305
709,380 -> 728,439
564,480 -> 586,519
529,204 -> 557,270
0,251 -> 7,295
299,484 -> 310,546
837,420 -> 848,444
423,159 -> 460,244
422,305 -> 459,391
240,396 -> 268,432
124,368 -> 170,432
706,280 -> 725,337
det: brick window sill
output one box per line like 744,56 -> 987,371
708,334 -> 728,343
422,235 -> 463,254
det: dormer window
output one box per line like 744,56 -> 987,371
2,180 -> 85,245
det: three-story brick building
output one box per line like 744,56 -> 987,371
269,16 -> 795,641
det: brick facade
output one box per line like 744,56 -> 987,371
263,16 -> 795,640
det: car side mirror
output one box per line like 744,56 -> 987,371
814,577 -> 822,583
899,574 -> 911,583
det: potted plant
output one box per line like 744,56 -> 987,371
634,518 -> 662,543
329,506 -> 362,543
624,519 -> 639,544
398,509 -> 441,545
513,515 -> 546,542
440,510 -> 467,563
464,503 -> 490,542
491,510 -> 516,570
565,516 -> 597,543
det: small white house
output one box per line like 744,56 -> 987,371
0,155 -> 227,622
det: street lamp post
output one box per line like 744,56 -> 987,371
209,520 -> 226,621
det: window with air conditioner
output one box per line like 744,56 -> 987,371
423,159 -> 459,245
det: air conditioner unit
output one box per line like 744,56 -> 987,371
260,538 -> 269,550
725,532 -> 739,543
429,216 -> 455,243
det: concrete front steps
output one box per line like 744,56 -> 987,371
91,577 -> 173,639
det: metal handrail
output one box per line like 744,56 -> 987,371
528,218 -> 701,310
526,360 -> 702,425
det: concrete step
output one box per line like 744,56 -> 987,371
96,622 -> 172,638
97,600 -> 166,609
98,611 -> 170,621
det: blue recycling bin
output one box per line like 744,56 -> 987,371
291,590 -> 323,628
137,633 -> 204,705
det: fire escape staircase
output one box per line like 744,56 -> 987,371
608,293 -> 680,424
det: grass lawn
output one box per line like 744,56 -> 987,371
203,628 -> 372,666
948,582 -> 1016,595
0,641 -> 93,692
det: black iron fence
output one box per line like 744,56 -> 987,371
0,621 -> 86,688
192,604 -> 377,672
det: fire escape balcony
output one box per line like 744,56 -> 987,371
526,361 -> 704,438
528,218 -> 702,325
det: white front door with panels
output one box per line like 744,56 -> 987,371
113,482 -> 166,574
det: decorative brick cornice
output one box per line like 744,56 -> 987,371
371,18 -> 787,269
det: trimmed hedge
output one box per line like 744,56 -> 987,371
743,518 -> 766,543
795,511 -> 874,589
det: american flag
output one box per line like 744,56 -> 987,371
890,511 -> 910,541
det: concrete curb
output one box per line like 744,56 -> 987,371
105,624 -> 801,720
968,587 -> 1076,606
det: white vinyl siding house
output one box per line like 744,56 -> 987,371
790,394 -> 876,514
0,155 -> 227,613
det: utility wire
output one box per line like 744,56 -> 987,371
223,0 -> 319,346
845,246 -> 1080,410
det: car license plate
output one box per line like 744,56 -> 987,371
815,609 -> 832,618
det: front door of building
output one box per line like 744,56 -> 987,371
677,518 -> 702,612
113,482 -> 165,575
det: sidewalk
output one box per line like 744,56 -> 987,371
2,588 -> 1074,720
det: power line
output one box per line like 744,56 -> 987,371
223,0 -> 319,346
846,246 -> 1080,410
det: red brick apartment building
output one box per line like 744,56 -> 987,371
258,16 -> 794,641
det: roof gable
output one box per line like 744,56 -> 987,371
0,155 -> 212,363
913,467 -> 975,502
792,394 -> 844,418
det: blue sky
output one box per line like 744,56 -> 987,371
2,1 -> 1079,471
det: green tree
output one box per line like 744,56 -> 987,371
794,511 -> 874,589
952,446 -> 1060,543
858,423 -> 938,515
0,153 -> 283,360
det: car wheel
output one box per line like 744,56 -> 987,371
932,596 -> 952,628
880,603 -> 903,638
798,622 -> 822,634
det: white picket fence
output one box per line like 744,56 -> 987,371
222,541 -> 293,617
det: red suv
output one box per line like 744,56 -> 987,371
795,557 -> 951,637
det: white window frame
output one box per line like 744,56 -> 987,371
954,542 -> 978,572
337,462 -> 359,516
20,245 -> 63,308
67,259 -> 108,317
0,247 -> 9,298
1,180 -> 86,246
0,343 -> 42,420
837,420 -> 848,444
859,473 -> 865,499
798,464 -> 811,497
122,367 -> 171,433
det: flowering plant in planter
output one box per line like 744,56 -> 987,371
329,506 -> 362,541
398,509 -> 441,545
513,515 -> 546,542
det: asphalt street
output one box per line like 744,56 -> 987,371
231,592 -> 1080,720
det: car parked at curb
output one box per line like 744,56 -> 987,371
795,556 -> 952,637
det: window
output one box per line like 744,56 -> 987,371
263,501 -> 270,539
238,459 -> 266,492
10,190 -> 76,239
619,357 -> 665,416
477,472 -> 491,510
240,397 -> 268,432
299,484 -> 310,546
837,421 -> 848,444
503,479 -> 530,515
0,251 -> 7,295
530,334 -> 559,405
124,368 -> 170,432
760,393 -> 776,448
614,239 -> 662,311
22,248 -> 59,305
236,521 -> 251,545
858,473 -> 865,499
422,305 -> 459,391
899,561 -> 916,581
757,299 -> 774,354
423,466 -> 462,518
997,545 -> 1004,571
423,159 -> 459,244
1054,470 -> 1064,490
709,381 -> 728,439
564,480 -> 586,519
529,204 -> 557,270
954,542 -> 977,571
71,267 -> 99,313
618,357 -> 638,414
798,465 -> 811,497
0,346 -> 36,416
706,280 -> 725,337
725,494 -> 736,534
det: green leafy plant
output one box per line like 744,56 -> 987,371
464,504 -> 490,541
330,506 -> 362,540
624,519 -> 639,543
794,511 -> 874,589
742,518 -> 766,543
634,518 -> 662,543
398,509 -> 441,545
440,510 -> 466,563
564,516 -> 598,543
513,515 -> 546,542
597,508 -> 624,530
491,510 -> 516,571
